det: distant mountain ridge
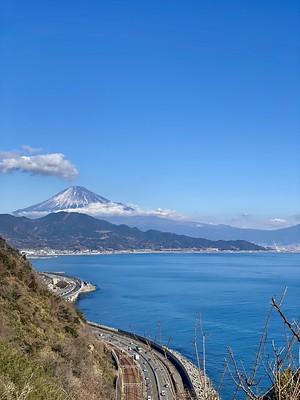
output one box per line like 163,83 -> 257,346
103,215 -> 300,246
0,212 -> 267,252
11,186 -> 299,246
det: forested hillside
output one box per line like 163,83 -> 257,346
0,237 -> 116,399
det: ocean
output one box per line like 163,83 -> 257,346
31,252 -> 300,399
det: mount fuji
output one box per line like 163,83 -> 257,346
12,186 -> 136,218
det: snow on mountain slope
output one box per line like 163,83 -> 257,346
12,186 -> 135,218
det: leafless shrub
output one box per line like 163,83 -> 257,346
225,288 -> 300,399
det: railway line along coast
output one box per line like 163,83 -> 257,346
41,272 -> 220,400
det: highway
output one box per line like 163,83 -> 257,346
90,325 -> 188,400
39,272 -> 95,301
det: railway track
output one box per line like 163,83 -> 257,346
93,326 -> 189,400
112,344 -> 145,400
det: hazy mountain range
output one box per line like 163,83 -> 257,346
11,186 -> 299,246
104,215 -> 300,246
0,212 -> 266,252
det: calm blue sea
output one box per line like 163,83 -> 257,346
31,253 -> 300,399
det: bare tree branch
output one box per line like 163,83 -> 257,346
226,289 -> 300,400
271,297 -> 300,341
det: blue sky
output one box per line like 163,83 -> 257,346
0,0 -> 299,229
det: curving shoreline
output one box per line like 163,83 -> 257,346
39,271 -> 96,302
41,271 -> 221,399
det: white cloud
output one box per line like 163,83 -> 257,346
269,218 -> 287,224
16,202 -> 183,220
0,147 -> 78,180
70,204 -> 182,219
77,203 -> 136,216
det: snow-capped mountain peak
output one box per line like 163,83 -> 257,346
12,186 -> 135,218
43,186 -> 111,209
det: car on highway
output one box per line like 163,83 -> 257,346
161,390 -> 166,396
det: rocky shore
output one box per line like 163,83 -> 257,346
168,348 -> 220,400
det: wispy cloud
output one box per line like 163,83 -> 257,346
143,208 -> 183,219
0,147 -> 78,180
20,144 -> 43,154
269,218 -> 287,224
230,215 -> 294,229
229,213 -> 256,228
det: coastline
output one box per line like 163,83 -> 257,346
39,271 -> 97,302
42,272 -> 220,399
25,247 -> 300,259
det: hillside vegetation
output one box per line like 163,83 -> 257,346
0,237 -> 116,400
